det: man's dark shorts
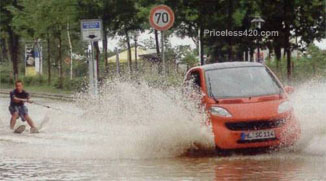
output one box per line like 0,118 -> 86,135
9,105 -> 28,122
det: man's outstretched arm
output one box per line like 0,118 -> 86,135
13,96 -> 32,103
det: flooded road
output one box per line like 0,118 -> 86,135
1,80 -> 326,180
1,155 -> 325,180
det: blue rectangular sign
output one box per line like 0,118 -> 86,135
82,21 -> 100,29
80,19 -> 103,41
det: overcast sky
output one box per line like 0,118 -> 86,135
103,30 -> 326,51
314,39 -> 326,50
106,30 -> 196,51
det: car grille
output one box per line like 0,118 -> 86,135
225,119 -> 285,131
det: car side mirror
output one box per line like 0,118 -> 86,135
284,86 -> 294,94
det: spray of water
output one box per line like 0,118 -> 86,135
1,77 -> 326,160
66,77 -> 326,159
72,79 -> 215,159
292,79 -> 326,156
0,78 -> 214,159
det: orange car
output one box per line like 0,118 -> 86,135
185,62 -> 300,150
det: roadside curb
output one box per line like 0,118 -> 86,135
0,89 -> 74,102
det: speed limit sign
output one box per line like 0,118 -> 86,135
149,5 -> 175,31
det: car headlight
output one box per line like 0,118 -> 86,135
210,106 -> 232,117
278,101 -> 292,113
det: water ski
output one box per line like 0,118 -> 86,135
12,115 -> 47,134
13,125 -> 40,134
30,127 -> 39,133
14,125 -> 26,134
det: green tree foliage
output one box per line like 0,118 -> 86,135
181,51 -> 198,68
8,0 -> 78,87
0,0 -> 325,86
307,44 -> 326,75
0,0 -> 21,80
260,0 -> 325,78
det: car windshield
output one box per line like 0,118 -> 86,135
206,66 -> 282,99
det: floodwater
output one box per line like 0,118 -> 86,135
1,80 -> 326,180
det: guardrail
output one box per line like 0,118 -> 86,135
0,89 -> 74,102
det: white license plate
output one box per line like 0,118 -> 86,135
241,130 -> 275,141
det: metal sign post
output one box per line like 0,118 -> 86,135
87,45 -> 94,94
80,19 -> 103,96
149,5 -> 174,75
161,31 -> 165,74
90,41 -> 98,95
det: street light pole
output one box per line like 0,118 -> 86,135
257,39 -> 261,63
251,16 -> 265,63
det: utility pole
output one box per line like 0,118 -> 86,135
251,16 -> 265,63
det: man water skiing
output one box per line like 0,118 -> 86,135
9,80 -> 39,133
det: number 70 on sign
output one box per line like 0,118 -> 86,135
149,5 -> 175,31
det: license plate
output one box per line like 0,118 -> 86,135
241,130 -> 275,141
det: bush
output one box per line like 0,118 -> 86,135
0,69 -> 14,85
0,62 -> 14,85
22,75 -> 46,86
53,77 -> 86,91
22,76 -> 34,86
266,45 -> 326,84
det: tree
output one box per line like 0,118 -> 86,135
76,0 -> 116,73
260,0 -> 325,79
181,51 -> 198,69
307,44 -> 326,75
0,37 -> 9,62
1,0 -> 21,80
111,0 -> 147,74
173,0 -> 215,64
9,0 -> 78,86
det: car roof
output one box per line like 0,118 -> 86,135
200,62 -> 264,71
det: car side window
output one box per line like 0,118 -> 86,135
190,71 -> 201,88
184,70 -> 203,98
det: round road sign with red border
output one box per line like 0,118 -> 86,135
149,5 -> 175,31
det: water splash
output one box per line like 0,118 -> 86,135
292,79 -> 326,156
73,79 -> 215,159
2,78 -> 326,160
0,78 -> 214,159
